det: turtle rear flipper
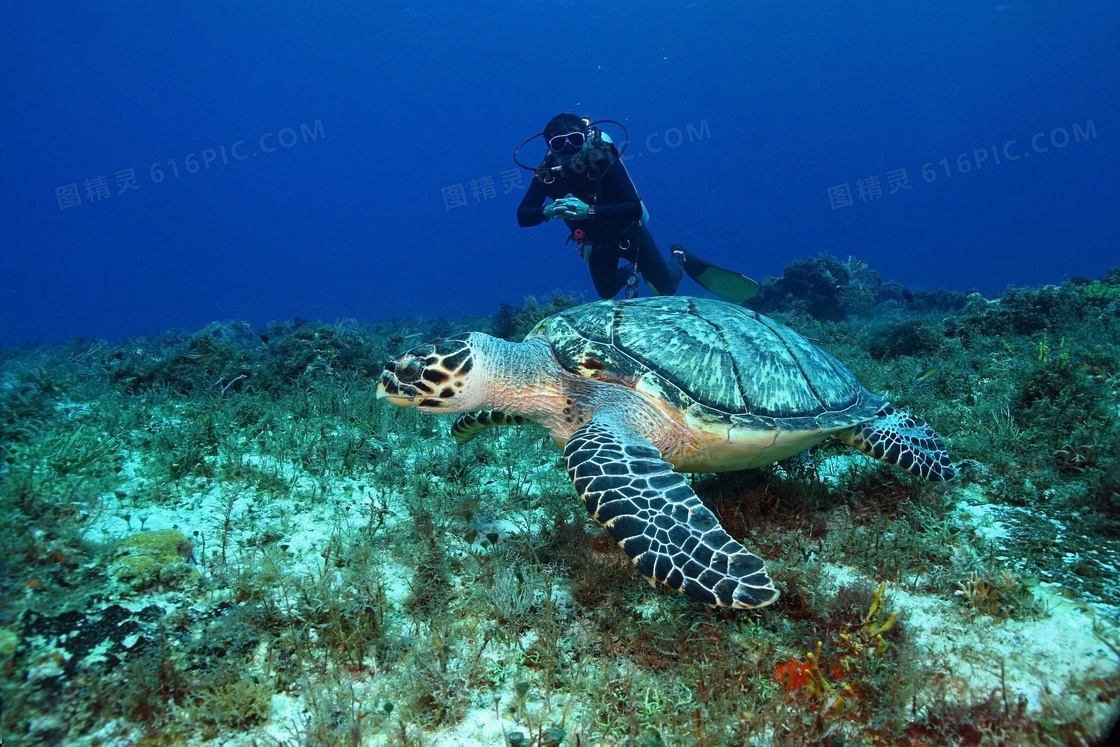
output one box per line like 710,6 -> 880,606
451,410 -> 527,445
839,405 -> 954,481
564,412 -> 778,609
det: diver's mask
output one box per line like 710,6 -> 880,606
547,130 -> 587,154
513,118 -> 631,178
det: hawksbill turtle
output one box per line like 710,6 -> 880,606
377,297 -> 953,609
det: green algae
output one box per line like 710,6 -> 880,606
1,265 -> 1118,745
109,528 -> 197,591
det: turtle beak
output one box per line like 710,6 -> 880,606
382,397 -> 417,408
377,391 -> 417,408
376,371 -> 420,407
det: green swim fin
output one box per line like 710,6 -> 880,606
675,246 -> 760,303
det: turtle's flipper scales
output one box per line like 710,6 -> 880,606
564,414 -> 778,609
451,410 -> 526,445
840,405 -> 954,481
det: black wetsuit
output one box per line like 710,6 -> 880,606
517,143 -> 683,299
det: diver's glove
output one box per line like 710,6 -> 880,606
548,196 -> 590,220
543,202 -> 567,219
563,197 -> 591,219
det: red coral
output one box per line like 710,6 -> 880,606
774,657 -> 809,692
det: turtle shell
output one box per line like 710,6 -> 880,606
526,296 -> 884,432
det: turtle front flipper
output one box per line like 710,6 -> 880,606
451,410 -> 527,445
563,413 -> 778,609
839,405 -> 954,481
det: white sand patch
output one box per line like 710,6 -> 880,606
816,453 -> 869,485
406,707 -> 509,747
822,563 -> 1120,717
261,692 -> 305,743
365,689 -> 581,747
949,483 -> 1015,543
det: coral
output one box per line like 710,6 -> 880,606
109,529 -> 197,591
260,319 -> 385,385
490,293 -> 580,341
1051,442 -> 1099,475
1013,353 -> 1115,462
772,582 -> 903,729
1095,458 -> 1120,523
774,640 -> 845,711
953,570 -> 1032,621
946,282 -> 1093,344
105,318 -> 396,397
866,318 -> 945,360
751,255 -> 914,321
1084,273 -> 1120,303
910,287 -> 969,313
751,255 -> 853,321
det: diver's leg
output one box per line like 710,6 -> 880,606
637,226 -> 683,296
587,243 -> 629,298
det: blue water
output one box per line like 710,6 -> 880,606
1,1 -> 1117,346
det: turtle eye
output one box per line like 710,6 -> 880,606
397,358 -> 423,384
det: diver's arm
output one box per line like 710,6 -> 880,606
586,161 -> 643,221
584,199 -> 642,221
517,178 -> 551,227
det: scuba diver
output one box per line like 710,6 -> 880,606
515,112 -> 759,302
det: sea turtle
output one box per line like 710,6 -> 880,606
377,297 -> 953,609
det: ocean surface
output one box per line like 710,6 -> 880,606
1,1 -> 1117,346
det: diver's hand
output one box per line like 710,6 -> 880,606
549,197 -> 590,220
566,198 -> 590,219
543,202 -> 568,219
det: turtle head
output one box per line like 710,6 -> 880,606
377,333 -> 483,412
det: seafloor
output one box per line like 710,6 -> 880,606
2,256 -> 1119,746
